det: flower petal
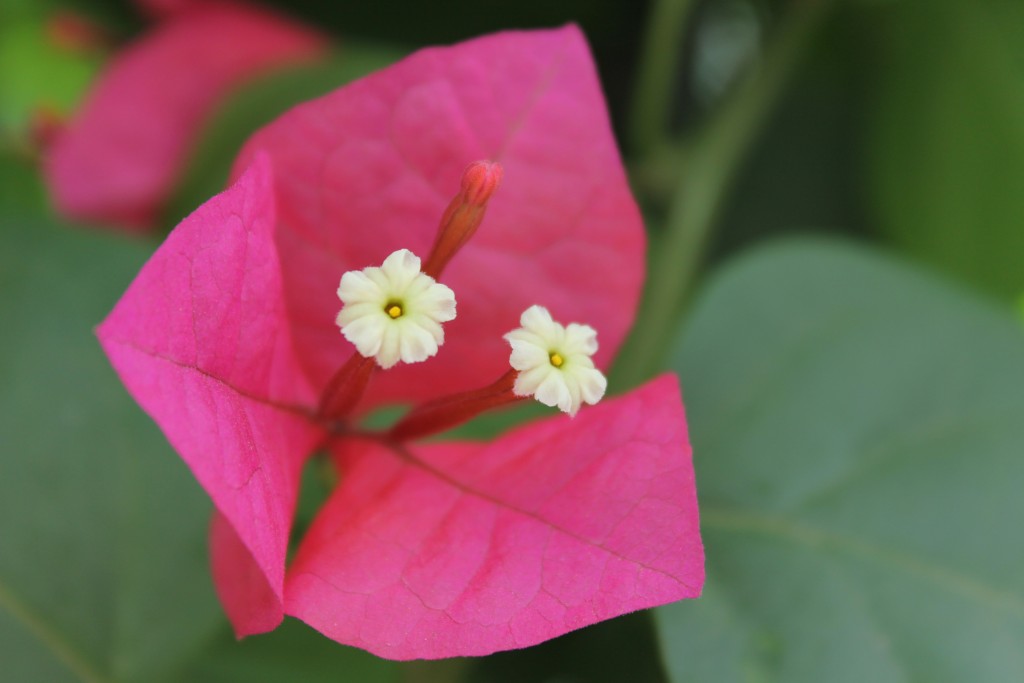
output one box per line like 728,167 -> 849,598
285,375 -> 703,659
46,1 -> 326,230
97,155 -> 323,636
534,370 -> 573,414
335,249 -> 456,368
233,25 -> 645,409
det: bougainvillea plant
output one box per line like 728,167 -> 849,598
97,26 -> 703,659
45,0 -> 326,230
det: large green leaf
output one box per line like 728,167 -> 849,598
866,0 -> 1024,299
182,620 -> 398,683
0,217 -> 222,682
0,152 -> 46,212
656,239 -> 1024,682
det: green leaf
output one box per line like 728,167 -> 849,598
0,151 -> 46,212
656,239 -> 1024,682
181,620 -> 399,683
0,216 -> 223,682
866,0 -> 1024,299
0,14 -> 101,134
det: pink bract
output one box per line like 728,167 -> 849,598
231,25 -> 645,411
98,154 -> 321,633
98,27 -> 703,660
46,1 -> 326,230
290,376 -> 702,659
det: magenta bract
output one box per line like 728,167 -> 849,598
98,26 -> 703,659
46,1 -> 326,230
230,25 -> 645,411
290,376 -> 701,659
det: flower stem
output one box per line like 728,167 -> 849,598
318,354 -> 375,420
615,0 -> 832,388
629,0 -> 699,156
388,369 -> 521,442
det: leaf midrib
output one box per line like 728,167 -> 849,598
0,575 -> 113,683
701,505 -> 1024,617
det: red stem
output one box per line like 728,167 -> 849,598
423,203 -> 485,279
388,369 -> 521,441
318,354 -> 375,421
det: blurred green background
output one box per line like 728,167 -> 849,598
2,0 -> 1022,681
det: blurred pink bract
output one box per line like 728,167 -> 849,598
45,1 -> 326,230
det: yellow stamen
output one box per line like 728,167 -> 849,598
387,304 -> 403,319
549,352 -> 564,368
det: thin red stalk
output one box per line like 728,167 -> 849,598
318,353 -> 375,420
388,369 -> 522,442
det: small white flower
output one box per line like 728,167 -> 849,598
503,305 -> 607,416
336,249 -> 456,369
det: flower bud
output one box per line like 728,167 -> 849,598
460,160 -> 503,206
423,160 -> 503,279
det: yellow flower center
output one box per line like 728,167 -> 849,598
549,352 -> 564,368
386,304 -> 403,319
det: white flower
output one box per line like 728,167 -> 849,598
503,305 -> 607,416
336,249 -> 456,369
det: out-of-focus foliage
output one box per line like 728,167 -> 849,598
0,11 -> 101,136
866,0 -> 1024,300
182,620 -> 399,683
0,152 -> 45,210
0,217 -> 222,683
657,240 -> 1024,683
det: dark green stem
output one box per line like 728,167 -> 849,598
614,0 -> 832,388
629,0 -> 699,156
